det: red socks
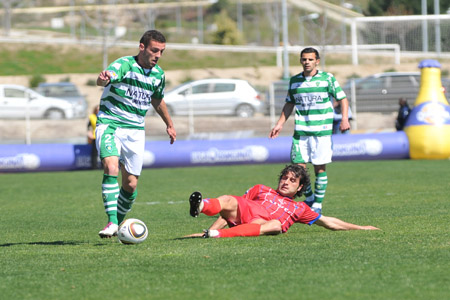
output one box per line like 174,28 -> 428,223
201,198 -> 222,216
217,224 -> 261,238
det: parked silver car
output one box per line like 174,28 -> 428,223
156,78 -> 264,118
36,82 -> 88,118
0,84 -> 81,120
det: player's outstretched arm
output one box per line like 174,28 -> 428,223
183,232 -> 205,238
315,215 -> 380,231
269,103 -> 295,139
151,98 -> 176,144
182,216 -> 228,238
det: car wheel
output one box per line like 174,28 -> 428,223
45,109 -> 65,120
235,104 -> 254,118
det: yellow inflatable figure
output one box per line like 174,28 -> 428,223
404,59 -> 450,159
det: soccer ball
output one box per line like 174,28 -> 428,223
117,218 -> 148,244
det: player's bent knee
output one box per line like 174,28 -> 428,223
217,195 -> 238,209
104,165 -> 119,175
260,220 -> 282,235
122,176 -> 138,192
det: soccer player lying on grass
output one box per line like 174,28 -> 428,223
185,164 -> 379,238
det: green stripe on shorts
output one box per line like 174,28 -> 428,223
99,125 -> 120,160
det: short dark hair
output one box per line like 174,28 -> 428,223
140,30 -> 166,48
278,164 -> 310,198
300,47 -> 320,59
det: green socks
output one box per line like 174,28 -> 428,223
314,172 -> 328,204
304,172 -> 328,205
117,188 -> 137,225
102,174 -> 119,225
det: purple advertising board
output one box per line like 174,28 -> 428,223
0,132 -> 409,173
331,131 -> 410,161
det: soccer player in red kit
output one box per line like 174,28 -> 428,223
186,164 -> 379,238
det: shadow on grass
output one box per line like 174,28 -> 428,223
0,240 -> 109,247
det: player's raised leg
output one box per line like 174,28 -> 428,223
189,192 -> 238,218
189,191 -> 223,217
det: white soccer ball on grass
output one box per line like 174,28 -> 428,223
117,218 -> 148,244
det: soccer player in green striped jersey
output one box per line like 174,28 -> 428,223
95,30 -> 177,238
269,47 -> 350,214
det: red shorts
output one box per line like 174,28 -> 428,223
224,196 -> 273,227
226,195 -> 320,232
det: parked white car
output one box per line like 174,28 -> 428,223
0,84 -> 80,120
36,82 -> 88,118
156,78 -> 265,118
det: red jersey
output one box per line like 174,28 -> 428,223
239,184 -> 320,233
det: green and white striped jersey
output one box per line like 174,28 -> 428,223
97,55 -> 165,130
286,70 -> 346,137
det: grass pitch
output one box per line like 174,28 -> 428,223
1,160 -> 449,300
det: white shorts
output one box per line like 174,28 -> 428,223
95,124 -> 146,176
290,135 -> 332,165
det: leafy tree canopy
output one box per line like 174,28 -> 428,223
211,10 -> 245,45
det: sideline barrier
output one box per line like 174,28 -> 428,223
332,131 -> 409,161
5,59 -> 449,173
0,132 -> 409,173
